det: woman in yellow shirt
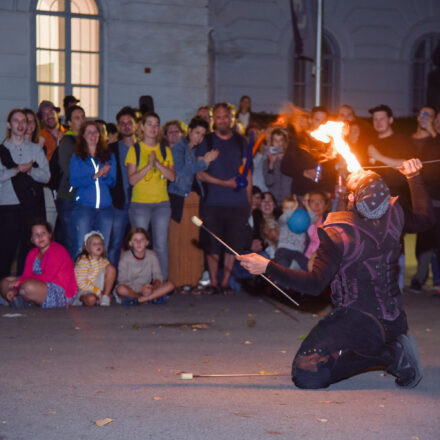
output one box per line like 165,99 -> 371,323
126,112 -> 175,279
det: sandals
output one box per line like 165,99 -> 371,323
190,284 -> 205,295
220,285 -> 235,295
201,285 -> 220,295
178,285 -> 192,295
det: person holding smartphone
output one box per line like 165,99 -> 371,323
262,129 -> 292,205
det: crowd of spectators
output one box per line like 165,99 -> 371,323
1,94 -> 440,308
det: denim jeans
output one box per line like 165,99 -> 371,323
55,198 -> 75,258
108,205 -> 130,267
129,201 -> 171,279
72,204 -> 114,259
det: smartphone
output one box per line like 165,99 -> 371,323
269,145 -> 284,154
420,110 -> 429,128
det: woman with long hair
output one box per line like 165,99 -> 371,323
69,121 -> 116,259
236,95 -> 253,130
23,108 -> 45,146
0,109 -> 50,277
126,111 -> 175,279
167,116 -> 219,290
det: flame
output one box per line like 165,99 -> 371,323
310,121 -> 362,173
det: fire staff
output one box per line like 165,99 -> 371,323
238,159 -> 434,389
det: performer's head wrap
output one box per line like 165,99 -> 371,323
351,171 -> 391,219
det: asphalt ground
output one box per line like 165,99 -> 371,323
0,286 -> 439,440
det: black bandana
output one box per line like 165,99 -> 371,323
354,171 -> 390,219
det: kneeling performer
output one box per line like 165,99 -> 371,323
238,159 -> 434,389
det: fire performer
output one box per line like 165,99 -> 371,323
238,158 -> 434,389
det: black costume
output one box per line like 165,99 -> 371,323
265,174 -> 434,388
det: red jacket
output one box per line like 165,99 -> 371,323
19,241 -> 78,298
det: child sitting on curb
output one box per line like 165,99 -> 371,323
115,227 -> 174,305
74,231 -> 116,306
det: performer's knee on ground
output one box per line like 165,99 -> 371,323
292,353 -> 332,389
292,365 -> 331,389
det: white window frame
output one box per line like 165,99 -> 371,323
31,0 -> 103,117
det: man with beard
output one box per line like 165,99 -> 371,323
195,103 -> 252,294
37,100 -> 66,162
108,106 -> 138,267
238,159 -> 434,389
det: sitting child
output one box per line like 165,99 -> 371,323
74,231 -> 116,306
259,192 -> 281,259
274,195 -> 315,271
0,219 -> 77,308
115,227 -> 174,305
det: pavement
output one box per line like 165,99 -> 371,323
0,287 -> 439,440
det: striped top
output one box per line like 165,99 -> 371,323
75,255 -> 110,294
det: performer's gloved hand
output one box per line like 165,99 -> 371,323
237,253 -> 270,275
398,158 -> 422,179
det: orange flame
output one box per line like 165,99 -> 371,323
310,121 -> 362,173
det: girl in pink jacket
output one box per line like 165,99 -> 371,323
0,219 -> 77,307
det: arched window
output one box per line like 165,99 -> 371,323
292,33 -> 339,110
35,0 -> 100,117
411,33 -> 440,114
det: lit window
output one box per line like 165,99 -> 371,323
36,0 -> 100,117
411,33 -> 440,113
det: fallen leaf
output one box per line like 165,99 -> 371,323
153,396 -> 162,401
94,389 -> 104,393
298,333 -> 308,340
132,323 -> 141,330
379,404 -> 385,408
232,412 -> 252,418
380,372 -> 388,377
203,359 -> 210,363
41,359 -> 51,363
248,313 -> 254,317
192,324 -> 209,329
244,340 -> 252,345
157,369 -> 161,372
274,310 -> 280,313
316,417 -> 328,423
425,328 -> 431,332
95,418 -> 113,427
225,332 -> 231,336
319,401 -> 343,405
266,431 -> 282,435
411,436 -> 420,440
246,318 -> 256,327
105,366 -> 115,370
47,411 -> 56,415
280,350 -> 287,354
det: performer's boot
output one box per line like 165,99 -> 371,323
387,334 -> 422,388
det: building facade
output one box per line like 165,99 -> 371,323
0,0 -> 440,134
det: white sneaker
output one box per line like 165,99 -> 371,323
100,295 -> 111,307
198,270 -> 211,286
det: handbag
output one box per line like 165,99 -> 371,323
0,143 -> 44,209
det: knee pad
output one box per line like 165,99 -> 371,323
292,365 -> 331,389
